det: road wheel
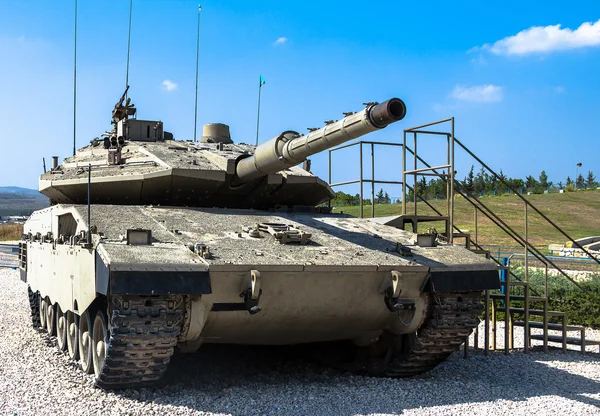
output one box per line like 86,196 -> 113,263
56,305 -> 67,351
79,310 -> 94,374
92,311 -> 109,377
66,311 -> 79,360
46,301 -> 56,336
40,299 -> 48,331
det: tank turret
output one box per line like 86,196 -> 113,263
39,95 -> 406,209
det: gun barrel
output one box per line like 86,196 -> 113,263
234,98 -> 406,184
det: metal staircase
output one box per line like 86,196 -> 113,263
399,118 -> 600,355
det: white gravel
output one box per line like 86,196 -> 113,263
1,268 -> 599,416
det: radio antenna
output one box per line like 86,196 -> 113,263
125,0 -> 133,99
193,5 -> 202,142
72,0 -> 78,156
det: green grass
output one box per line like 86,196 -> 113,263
333,189 -> 600,249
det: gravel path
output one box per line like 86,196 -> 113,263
1,268 -> 599,416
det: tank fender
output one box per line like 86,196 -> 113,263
425,269 -> 500,292
95,250 -> 110,295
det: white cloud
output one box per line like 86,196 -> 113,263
451,84 -> 503,103
274,37 -> 288,46
480,19 -> 600,56
161,79 -> 178,92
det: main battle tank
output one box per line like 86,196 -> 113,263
20,89 -> 500,389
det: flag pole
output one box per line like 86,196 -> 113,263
193,5 -> 202,142
72,0 -> 77,156
255,76 -> 264,146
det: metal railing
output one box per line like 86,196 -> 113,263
328,141 -> 403,218
403,118 -> 456,242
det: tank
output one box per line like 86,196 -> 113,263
19,89 -> 500,389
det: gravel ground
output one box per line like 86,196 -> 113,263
1,268 -> 599,416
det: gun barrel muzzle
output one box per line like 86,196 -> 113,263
368,98 -> 407,128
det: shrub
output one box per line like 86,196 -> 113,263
498,268 -> 600,328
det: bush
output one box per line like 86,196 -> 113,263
499,268 -> 600,328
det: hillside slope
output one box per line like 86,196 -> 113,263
0,186 -> 47,216
335,190 -> 600,249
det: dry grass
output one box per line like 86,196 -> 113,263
0,224 -> 23,241
335,189 -> 600,249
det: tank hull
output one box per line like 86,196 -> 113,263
21,204 -> 500,388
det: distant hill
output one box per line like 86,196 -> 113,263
0,186 -> 48,216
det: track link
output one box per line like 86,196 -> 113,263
348,292 -> 483,377
95,296 -> 184,389
28,286 -> 41,329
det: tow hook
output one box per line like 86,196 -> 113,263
240,270 -> 262,315
380,270 -> 416,312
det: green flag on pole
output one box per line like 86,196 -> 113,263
259,75 -> 265,87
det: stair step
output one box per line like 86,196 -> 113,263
397,215 -> 449,223
496,307 -> 565,317
513,321 -> 583,332
452,232 -> 470,238
503,281 -> 529,287
471,249 -> 490,255
530,334 -> 600,346
490,294 -> 547,302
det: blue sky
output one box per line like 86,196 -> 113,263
0,0 -> 599,197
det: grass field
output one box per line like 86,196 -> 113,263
0,224 -> 23,241
334,189 -> 600,249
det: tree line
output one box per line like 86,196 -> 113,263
329,167 -> 598,206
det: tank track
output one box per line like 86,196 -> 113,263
28,286 -> 41,329
95,296 -> 184,389
347,292 -> 483,377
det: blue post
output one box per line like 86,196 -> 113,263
494,189 -> 497,196
500,257 -> 509,294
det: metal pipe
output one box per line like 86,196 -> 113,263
413,132 -> 417,219
359,143 -> 364,219
402,131 -> 407,216
329,140 -> 403,153
52,156 -> 59,170
404,117 -> 453,132
524,284 -> 529,353
446,134 -> 450,233
449,117 -> 455,244
86,163 -> 92,246
474,207 -> 478,246
404,164 -> 451,175
330,179 -> 403,187
328,149 -> 332,208
525,203 -> 529,282
484,290 -> 490,356
371,143 -> 375,218
402,130 -> 450,136
505,277 -> 511,355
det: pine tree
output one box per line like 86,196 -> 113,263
375,188 -> 385,204
576,174 -> 585,190
587,171 -> 597,189
539,170 -> 548,190
566,176 -> 573,186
